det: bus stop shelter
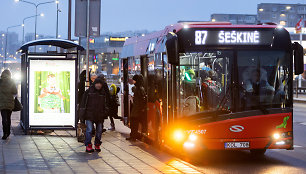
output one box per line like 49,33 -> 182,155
18,39 -> 84,133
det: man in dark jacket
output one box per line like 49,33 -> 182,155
80,78 -> 109,152
126,74 -> 146,141
0,70 -> 17,140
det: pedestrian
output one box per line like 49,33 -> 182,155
77,70 -> 86,106
0,69 -> 18,140
79,78 -> 109,153
77,70 -> 87,142
126,74 -> 146,141
97,73 -> 111,133
108,84 -> 121,131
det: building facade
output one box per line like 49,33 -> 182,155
257,3 -> 306,27
211,14 -> 257,24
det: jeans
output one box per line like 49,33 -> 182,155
85,120 -> 103,146
1,110 -> 12,135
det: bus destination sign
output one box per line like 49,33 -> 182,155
190,29 -> 274,46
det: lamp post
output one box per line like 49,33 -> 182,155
22,13 -> 44,44
15,0 -> 56,40
3,24 -> 22,69
56,0 -> 61,39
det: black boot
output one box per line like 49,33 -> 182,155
2,133 -> 9,140
126,137 -> 136,141
108,123 -> 115,131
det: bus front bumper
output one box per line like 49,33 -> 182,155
181,137 -> 293,151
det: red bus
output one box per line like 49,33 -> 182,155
119,22 -> 304,155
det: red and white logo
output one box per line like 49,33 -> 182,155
229,125 -> 244,132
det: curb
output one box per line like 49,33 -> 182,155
293,99 -> 306,103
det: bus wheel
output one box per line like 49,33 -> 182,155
250,149 -> 266,156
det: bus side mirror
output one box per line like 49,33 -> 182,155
166,32 -> 179,65
293,42 -> 304,75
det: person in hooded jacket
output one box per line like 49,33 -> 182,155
80,78 -> 109,152
126,74 -> 146,141
0,70 -> 17,140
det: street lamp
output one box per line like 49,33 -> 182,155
15,0 -> 57,40
3,24 -> 23,69
22,13 -> 44,44
56,0 -> 61,39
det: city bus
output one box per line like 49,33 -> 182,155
119,22 -> 304,155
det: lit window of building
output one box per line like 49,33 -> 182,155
280,21 -> 286,26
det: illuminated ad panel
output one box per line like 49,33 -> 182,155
29,59 -> 76,127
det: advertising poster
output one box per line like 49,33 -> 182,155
29,59 -> 76,127
34,71 -> 70,114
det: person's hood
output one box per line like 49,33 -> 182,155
110,84 -> 117,95
93,78 -> 103,85
133,74 -> 144,87
1,70 -> 11,80
79,70 -> 86,81
97,73 -> 106,82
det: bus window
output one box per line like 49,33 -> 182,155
237,51 -> 290,111
177,51 -> 232,117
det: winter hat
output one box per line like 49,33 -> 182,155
93,78 -> 103,85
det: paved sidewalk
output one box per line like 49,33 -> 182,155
294,94 -> 306,103
0,112 -> 203,174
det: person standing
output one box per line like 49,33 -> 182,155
80,78 -> 109,152
126,74 -> 146,141
0,70 -> 17,140
108,84 -> 121,130
97,73 -> 111,133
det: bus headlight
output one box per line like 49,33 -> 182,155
188,134 -> 197,141
273,133 -> 281,139
276,141 -> 285,145
183,142 -> 195,149
173,130 -> 185,142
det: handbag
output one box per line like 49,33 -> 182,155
13,97 -> 23,112
78,91 -> 89,121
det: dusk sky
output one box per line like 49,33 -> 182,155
0,0 -> 305,40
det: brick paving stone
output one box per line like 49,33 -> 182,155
0,111 -> 207,174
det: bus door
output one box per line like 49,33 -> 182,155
146,53 -> 164,141
140,55 -> 148,134
123,56 -> 141,126
176,53 -> 200,118
122,58 -> 129,125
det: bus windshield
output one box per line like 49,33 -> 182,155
237,50 -> 291,111
177,51 -> 232,117
177,50 -> 290,117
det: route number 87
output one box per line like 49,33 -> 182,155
195,30 -> 208,45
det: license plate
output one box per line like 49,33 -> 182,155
225,142 -> 250,149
